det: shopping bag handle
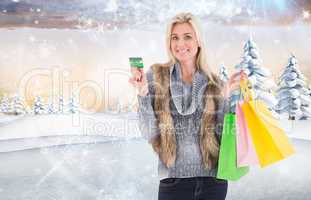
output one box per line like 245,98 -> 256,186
240,79 -> 253,101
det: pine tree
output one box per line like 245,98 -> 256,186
231,37 -> 277,112
33,96 -> 45,115
116,98 -> 123,113
0,95 -> 10,113
58,96 -> 65,114
68,94 -> 79,114
307,85 -> 311,97
275,55 -> 311,120
46,97 -> 55,114
219,63 -> 229,82
12,94 -> 26,115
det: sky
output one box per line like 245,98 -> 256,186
0,0 -> 310,28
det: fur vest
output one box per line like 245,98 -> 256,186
150,63 -> 224,170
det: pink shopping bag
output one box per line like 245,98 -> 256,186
236,101 -> 259,167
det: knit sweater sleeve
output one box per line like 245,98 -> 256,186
137,68 -> 160,142
215,98 -> 230,143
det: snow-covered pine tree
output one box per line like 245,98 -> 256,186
0,95 -> 10,113
46,97 -> 55,114
68,94 -> 79,114
275,55 -> 311,120
116,98 -> 123,113
231,37 -> 277,112
219,63 -> 229,82
58,96 -> 65,114
307,85 -> 311,97
12,94 -> 26,115
33,95 -> 45,115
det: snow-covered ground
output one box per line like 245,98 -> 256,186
0,135 -> 123,153
279,119 -> 311,141
0,113 -> 310,152
0,113 -> 310,199
0,138 -> 310,200
0,113 -> 140,152
0,113 -> 25,126
0,113 -> 139,139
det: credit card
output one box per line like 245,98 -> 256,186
129,57 -> 144,68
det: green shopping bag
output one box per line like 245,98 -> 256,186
217,113 -> 249,181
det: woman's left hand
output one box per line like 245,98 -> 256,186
223,71 -> 247,100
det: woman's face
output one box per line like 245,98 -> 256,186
170,22 -> 200,64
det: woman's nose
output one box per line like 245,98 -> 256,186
176,39 -> 186,47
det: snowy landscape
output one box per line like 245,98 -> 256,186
0,113 -> 310,200
1,0 -> 311,199
0,111 -> 311,152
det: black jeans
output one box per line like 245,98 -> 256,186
158,177 -> 228,200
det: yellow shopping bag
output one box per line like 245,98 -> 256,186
239,79 -> 295,168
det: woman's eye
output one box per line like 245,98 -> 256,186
185,35 -> 192,40
171,36 -> 178,40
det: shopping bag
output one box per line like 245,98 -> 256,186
240,79 -> 295,168
217,113 -> 249,181
236,101 -> 259,167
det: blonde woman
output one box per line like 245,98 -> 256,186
129,12 -> 243,200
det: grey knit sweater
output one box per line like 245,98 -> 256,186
137,62 -> 229,180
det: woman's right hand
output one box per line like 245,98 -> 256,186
129,67 -> 149,97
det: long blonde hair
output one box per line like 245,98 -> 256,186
150,13 -> 223,169
165,12 -> 215,83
